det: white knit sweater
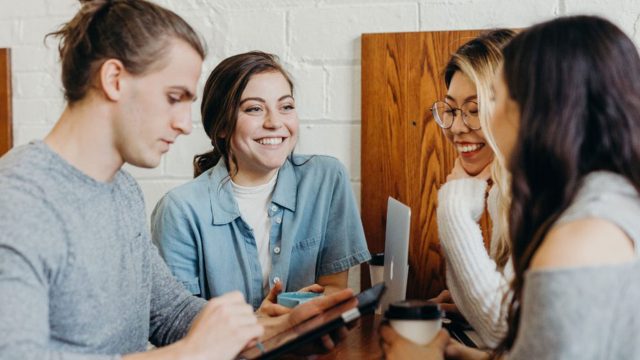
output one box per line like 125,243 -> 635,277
437,178 -> 513,348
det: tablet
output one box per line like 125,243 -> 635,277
238,283 -> 386,360
443,317 -> 479,348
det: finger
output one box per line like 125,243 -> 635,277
288,289 -> 355,327
427,292 -> 441,303
445,341 -> 468,359
429,289 -> 448,303
299,284 -> 325,293
381,342 -> 391,356
203,302 -> 256,329
237,323 -> 265,345
429,329 -> 450,351
320,334 -> 335,350
261,303 -> 291,317
309,288 -> 354,310
439,303 -> 458,313
265,281 -> 283,302
379,324 -> 400,344
245,338 -> 258,349
330,326 -> 349,343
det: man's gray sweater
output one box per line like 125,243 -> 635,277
0,141 -> 206,359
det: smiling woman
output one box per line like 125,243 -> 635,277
150,51 -> 371,312
431,29 -> 517,348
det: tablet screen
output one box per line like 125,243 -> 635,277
239,283 -> 385,359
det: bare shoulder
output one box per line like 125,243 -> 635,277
530,218 -> 636,270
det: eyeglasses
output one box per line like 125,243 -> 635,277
431,100 -> 481,130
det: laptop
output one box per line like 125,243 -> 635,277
380,197 -> 411,312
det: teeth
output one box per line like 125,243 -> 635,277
457,143 -> 483,153
258,137 -> 283,145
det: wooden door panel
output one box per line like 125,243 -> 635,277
362,30 -> 491,299
0,48 -> 12,156
361,33 -> 408,256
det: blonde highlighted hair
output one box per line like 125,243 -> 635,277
443,29 -> 516,270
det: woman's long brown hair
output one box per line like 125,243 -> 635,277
496,16 -> 640,354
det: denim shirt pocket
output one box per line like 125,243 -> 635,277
293,235 -> 321,251
288,235 -> 321,290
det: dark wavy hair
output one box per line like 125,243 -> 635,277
47,0 -> 205,104
194,51 -> 294,177
497,15 -> 640,353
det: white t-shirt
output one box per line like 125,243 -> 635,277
231,173 -> 278,295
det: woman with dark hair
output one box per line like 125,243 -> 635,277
382,15 -> 640,360
151,51 -> 370,313
492,14 -> 640,359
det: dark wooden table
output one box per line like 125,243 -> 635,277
315,314 -> 382,360
276,314 -> 383,359
280,314 -> 383,360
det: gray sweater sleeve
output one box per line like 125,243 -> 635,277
147,243 -> 206,346
0,191 -> 117,360
509,263 -> 640,360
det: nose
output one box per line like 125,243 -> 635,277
449,111 -> 470,134
263,110 -> 283,129
172,105 -> 193,135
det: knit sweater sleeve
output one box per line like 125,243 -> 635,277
437,178 -> 511,348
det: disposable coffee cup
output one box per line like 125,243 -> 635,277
385,300 -> 443,345
368,253 -> 384,285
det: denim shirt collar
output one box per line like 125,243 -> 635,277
208,158 -> 298,225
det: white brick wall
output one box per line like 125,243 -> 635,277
2,0 -> 640,289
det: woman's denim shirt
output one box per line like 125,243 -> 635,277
151,155 -> 371,309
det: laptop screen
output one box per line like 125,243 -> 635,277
380,197 -> 411,312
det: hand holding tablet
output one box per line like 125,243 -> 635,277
241,284 -> 386,359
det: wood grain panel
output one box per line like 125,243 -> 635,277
362,30 -> 492,299
361,33 -> 408,290
0,48 -> 11,156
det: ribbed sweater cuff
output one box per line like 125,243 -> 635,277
438,178 -> 488,222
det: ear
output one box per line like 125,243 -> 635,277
99,59 -> 126,102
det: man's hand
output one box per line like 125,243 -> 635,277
178,291 -> 263,360
380,325 -> 449,360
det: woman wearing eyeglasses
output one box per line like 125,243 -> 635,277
429,29 -> 515,348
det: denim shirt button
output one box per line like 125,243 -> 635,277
275,217 -> 282,224
271,205 -> 278,212
273,276 -> 281,284
273,246 -> 281,254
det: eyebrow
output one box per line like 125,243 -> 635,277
445,94 -> 477,103
239,95 -> 295,106
168,86 -> 197,102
